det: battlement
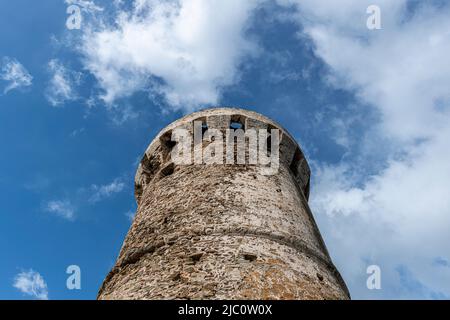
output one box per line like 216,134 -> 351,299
135,107 -> 310,204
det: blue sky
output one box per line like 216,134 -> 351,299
1,0 -> 450,300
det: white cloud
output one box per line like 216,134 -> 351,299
65,0 -> 103,13
79,0 -> 261,111
45,59 -> 82,106
310,132 -> 450,298
45,200 -> 75,220
0,56 -> 33,94
70,127 -> 86,137
13,270 -> 49,300
125,210 -> 135,222
110,104 -> 139,125
279,0 -> 450,141
276,0 -> 450,298
89,179 -> 125,203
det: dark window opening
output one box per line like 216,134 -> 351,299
230,115 -> 246,131
290,148 -> 302,177
189,252 -> 203,263
160,131 -> 176,150
202,122 -> 208,135
160,131 -> 176,162
243,253 -> 257,262
166,139 -> 176,149
160,163 -> 175,178
316,273 -> 324,281
265,125 -> 277,155
304,177 -> 310,200
266,135 -> 272,154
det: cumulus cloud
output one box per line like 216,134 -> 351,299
79,0 -> 261,111
311,128 -> 450,298
0,57 -> 33,94
276,0 -> 450,298
45,59 -> 82,106
45,200 -> 75,220
13,270 -> 49,300
277,0 -> 450,141
89,179 -> 125,203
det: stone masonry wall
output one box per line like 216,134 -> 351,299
97,107 -> 350,300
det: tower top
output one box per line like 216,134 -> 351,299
134,106 -> 311,203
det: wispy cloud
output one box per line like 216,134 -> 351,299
89,179 -> 125,203
124,210 -> 135,222
0,56 -> 33,94
433,257 -> 450,268
396,265 -> 449,300
42,178 -> 125,222
44,200 -> 75,220
45,59 -> 82,106
110,104 -> 139,125
13,270 -> 49,300
70,127 -> 86,138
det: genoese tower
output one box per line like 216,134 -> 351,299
98,107 -> 349,300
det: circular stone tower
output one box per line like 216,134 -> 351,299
98,107 -> 350,300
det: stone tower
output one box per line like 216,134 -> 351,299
98,107 -> 350,300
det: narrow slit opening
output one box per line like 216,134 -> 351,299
290,148 -> 302,177
202,122 -> 208,135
